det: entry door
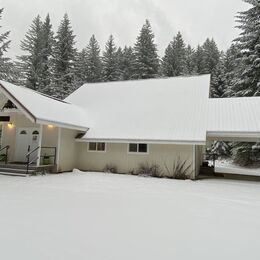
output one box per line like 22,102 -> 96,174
14,128 -> 40,162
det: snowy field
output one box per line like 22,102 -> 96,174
0,171 -> 260,260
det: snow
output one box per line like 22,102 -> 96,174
216,159 -> 260,176
66,75 -> 210,143
207,96 -> 260,136
0,171 -> 260,260
0,80 -> 89,131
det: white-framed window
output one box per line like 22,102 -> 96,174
88,142 -> 106,152
128,143 -> 148,154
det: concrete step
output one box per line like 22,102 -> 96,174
0,171 -> 27,177
0,163 -> 37,170
0,167 -> 36,174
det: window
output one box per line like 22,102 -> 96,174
88,142 -> 106,152
32,130 -> 39,135
20,130 -> 27,135
128,143 -> 148,153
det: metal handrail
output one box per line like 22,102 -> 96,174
26,146 -> 57,174
0,145 -> 10,164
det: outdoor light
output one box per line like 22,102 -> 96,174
7,122 -> 14,129
48,124 -> 54,129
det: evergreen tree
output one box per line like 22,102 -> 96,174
102,35 -> 118,81
231,0 -> 260,97
201,38 -> 220,74
86,35 -> 102,82
222,44 -> 240,97
74,48 -> 88,86
210,53 -> 227,98
134,20 -> 160,79
185,44 -> 196,75
0,8 -> 17,83
18,15 -> 43,90
52,13 -> 76,98
194,45 -> 206,74
40,14 -> 54,91
116,47 -> 124,80
162,32 -> 187,77
230,1 -> 260,166
120,46 -> 135,80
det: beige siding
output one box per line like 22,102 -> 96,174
1,112 -> 39,161
76,142 -> 194,176
57,128 -> 78,172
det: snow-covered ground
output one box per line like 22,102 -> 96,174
0,171 -> 260,260
216,159 -> 260,176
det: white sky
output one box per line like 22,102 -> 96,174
1,0 -> 249,59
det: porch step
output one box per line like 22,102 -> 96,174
0,167 -> 36,174
0,164 -> 55,176
0,171 -> 27,177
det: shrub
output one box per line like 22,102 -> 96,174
103,164 -> 118,173
164,157 -> 192,180
136,162 -> 163,178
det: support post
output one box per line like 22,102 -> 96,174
36,125 -> 43,166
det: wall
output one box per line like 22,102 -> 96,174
57,128 -> 78,172
1,112 -> 39,161
41,125 -> 59,165
76,142 -> 194,177
195,145 -> 205,177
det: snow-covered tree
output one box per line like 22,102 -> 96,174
185,44 -> 196,75
194,45 -> 206,74
18,15 -> 43,90
231,0 -> 260,97
134,20 -> 160,79
162,32 -> 187,77
52,13 -> 76,98
40,14 -> 54,91
201,38 -> 220,74
85,35 -> 102,83
0,8 -> 17,83
74,48 -> 88,86
210,53 -> 227,98
120,46 -> 135,80
211,141 -> 231,157
102,35 -> 118,81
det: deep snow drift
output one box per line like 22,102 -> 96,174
0,171 -> 260,260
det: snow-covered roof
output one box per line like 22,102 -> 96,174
0,80 -> 89,131
66,75 -> 211,144
207,97 -> 260,139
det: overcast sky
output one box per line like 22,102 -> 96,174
2,0 -> 249,59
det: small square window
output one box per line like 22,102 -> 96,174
97,142 -> 106,151
89,142 -> 97,151
129,143 -> 148,153
129,143 -> 138,152
139,143 -> 147,153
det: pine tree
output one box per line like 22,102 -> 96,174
185,44 -> 196,75
52,13 -> 76,98
134,20 -> 160,79
0,8 -> 17,83
102,35 -> 118,81
74,48 -> 88,86
40,14 -> 54,91
194,45 -> 206,74
162,32 -> 187,77
120,46 -> 135,80
201,38 -> 220,74
222,44 -> 240,97
86,35 -> 102,83
230,1 -> 260,166
231,0 -> 260,97
116,47 -> 124,80
18,15 -> 43,90
210,53 -> 227,98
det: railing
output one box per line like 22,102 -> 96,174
0,145 -> 10,164
26,146 -> 57,174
